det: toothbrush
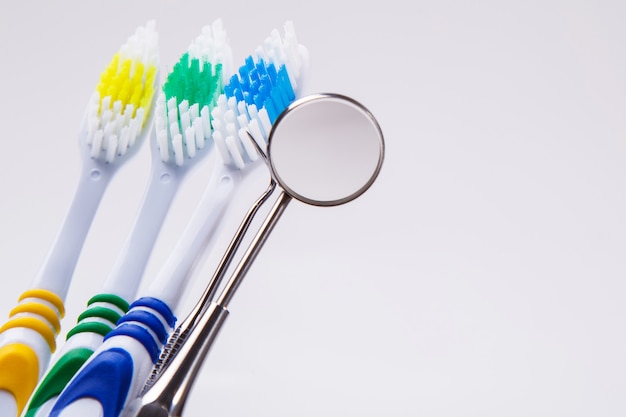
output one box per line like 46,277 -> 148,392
21,20 -> 233,417
47,21 -> 308,417
0,21 -> 159,417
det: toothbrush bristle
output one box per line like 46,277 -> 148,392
86,20 -> 159,164
211,21 -> 308,170
155,19 -> 233,167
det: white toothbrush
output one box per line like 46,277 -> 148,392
47,21 -> 309,417
0,21 -> 159,417
21,20 -> 234,417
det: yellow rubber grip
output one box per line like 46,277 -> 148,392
0,343 -> 40,415
0,317 -> 56,352
18,289 -> 65,318
9,302 -> 61,333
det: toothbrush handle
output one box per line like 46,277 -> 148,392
33,159 -> 113,298
102,164 -> 183,300
142,162 -> 236,307
23,293 -> 129,417
48,297 -> 176,417
0,289 -> 64,416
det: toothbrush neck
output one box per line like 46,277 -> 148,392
32,161 -> 114,299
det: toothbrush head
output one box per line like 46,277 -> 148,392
84,20 -> 159,164
210,21 -> 309,170
154,19 -> 233,167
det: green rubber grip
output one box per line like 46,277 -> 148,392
24,348 -> 94,417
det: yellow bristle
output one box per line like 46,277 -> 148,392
133,61 -> 145,81
117,80 -> 131,108
129,87 -> 144,116
139,85 -> 155,125
96,54 -> 120,98
145,66 -> 157,89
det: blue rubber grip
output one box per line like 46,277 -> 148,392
49,348 -> 133,417
129,297 -> 177,328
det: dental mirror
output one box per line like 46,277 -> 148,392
132,93 -> 385,417
268,93 -> 385,206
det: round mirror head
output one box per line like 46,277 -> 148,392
267,93 -> 385,207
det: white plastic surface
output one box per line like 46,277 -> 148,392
0,390 -> 17,417
142,161 -> 242,309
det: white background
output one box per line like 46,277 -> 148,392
1,1 -> 625,416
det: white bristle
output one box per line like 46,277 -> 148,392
200,106 -> 212,139
123,104 -> 134,126
213,130 -> 232,166
224,110 -> 239,131
184,126 -> 196,158
118,127 -> 131,156
180,111 -> 191,132
136,107 -> 146,126
157,128 -> 170,162
106,135 -> 118,163
128,118 -> 140,147
226,96 -> 238,114
86,120 -> 99,146
236,113 -> 249,130
101,96 -> 111,113
167,97 -> 177,111
91,131 -> 104,159
173,133 -> 184,166
226,135 -> 245,170
167,98 -> 178,127
101,109 -> 113,127
225,119 -> 238,140
247,104 -> 259,120
189,103 -> 199,121
238,128 -> 259,162
193,118 -> 205,149
169,122 -> 180,141
113,113 -> 125,139
103,122 -> 116,146
178,100 -> 189,118
258,108 -> 272,136
113,100 -> 123,116
155,115 -> 165,133
247,119 -> 266,150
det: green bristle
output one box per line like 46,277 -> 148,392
162,52 -> 224,123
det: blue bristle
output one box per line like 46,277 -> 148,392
220,53 -> 298,128
233,87 -> 245,103
224,73 -> 242,98
257,83 -> 269,102
245,55 -> 255,71
264,96 -> 279,123
253,92 -> 264,110
265,62 -> 278,84
270,87 -> 286,114
242,90 -> 253,106
277,66 -> 296,101
236,67 -> 248,90
260,74 -> 272,94
255,61 -> 269,81
248,67 -> 260,85
224,84 -> 234,98
275,76 -> 290,109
